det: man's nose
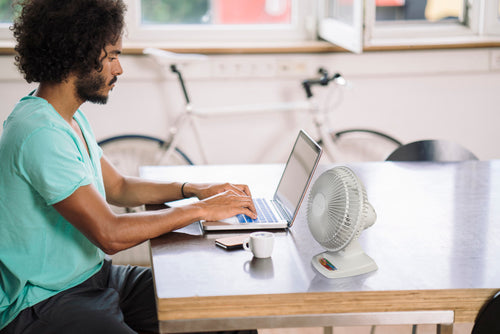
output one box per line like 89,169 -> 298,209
113,59 -> 123,76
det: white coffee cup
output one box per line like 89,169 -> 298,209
243,232 -> 275,258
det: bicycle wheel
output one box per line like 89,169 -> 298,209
99,135 -> 194,177
321,129 -> 403,162
98,135 -> 194,214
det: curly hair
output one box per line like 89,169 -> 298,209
12,0 -> 127,83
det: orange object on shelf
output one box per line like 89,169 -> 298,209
214,0 -> 291,24
376,0 -> 405,7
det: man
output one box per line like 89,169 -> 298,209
0,0 -> 257,333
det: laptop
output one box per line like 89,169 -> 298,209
201,130 -> 322,231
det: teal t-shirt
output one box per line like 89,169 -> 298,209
0,94 -> 106,329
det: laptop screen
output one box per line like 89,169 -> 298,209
273,130 -> 322,221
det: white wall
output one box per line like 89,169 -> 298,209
1,47 -> 499,164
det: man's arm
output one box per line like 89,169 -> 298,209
100,155 -> 184,207
53,182 -> 256,254
52,156 -> 257,254
100,156 -> 254,207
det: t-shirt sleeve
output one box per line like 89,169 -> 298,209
18,127 -> 93,205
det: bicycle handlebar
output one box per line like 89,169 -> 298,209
302,68 -> 345,99
145,45 -> 346,106
171,64 -> 345,105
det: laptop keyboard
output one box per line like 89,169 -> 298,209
236,198 -> 279,223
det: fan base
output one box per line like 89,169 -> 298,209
312,246 -> 378,279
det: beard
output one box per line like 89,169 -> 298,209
75,72 -> 116,105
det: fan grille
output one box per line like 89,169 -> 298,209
307,166 -> 371,252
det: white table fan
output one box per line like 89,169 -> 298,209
307,166 -> 377,278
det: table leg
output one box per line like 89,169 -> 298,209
437,324 -> 454,334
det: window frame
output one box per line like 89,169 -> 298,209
318,0 -> 500,53
364,0 -> 475,46
317,0 -> 363,53
123,0 -> 316,44
481,0 -> 500,35
0,22 -> 12,41
1,0 -> 500,54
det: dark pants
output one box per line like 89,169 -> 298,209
1,259 -> 258,334
1,260 -> 159,334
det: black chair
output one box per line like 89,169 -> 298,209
386,139 -> 478,162
383,139 -> 478,334
472,292 -> 500,333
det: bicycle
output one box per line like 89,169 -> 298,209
98,48 -> 402,181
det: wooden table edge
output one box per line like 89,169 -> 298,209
157,288 -> 499,323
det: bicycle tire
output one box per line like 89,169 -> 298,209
319,129 -> 403,162
98,135 -> 194,214
98,134 -> 194,177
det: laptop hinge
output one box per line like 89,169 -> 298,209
273,200 -> 292,221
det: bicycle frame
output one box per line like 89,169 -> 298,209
146,49 -> 354,164
144,48 -> 401,164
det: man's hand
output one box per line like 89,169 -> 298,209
194,187 -> 257,221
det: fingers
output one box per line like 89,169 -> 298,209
233,184 -> 252,197
244,195 -> 257,218
211,183 -> 255,213
203,189 -> 257,220
219,183 -> 250,196
195,183 -> 257,220
224,189 -> 257,218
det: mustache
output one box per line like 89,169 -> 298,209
109,77 -> 118,86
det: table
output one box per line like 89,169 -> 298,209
140,160 -> 500,333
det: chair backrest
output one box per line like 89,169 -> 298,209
472,292 -> 500,333
385,139 -> 478,162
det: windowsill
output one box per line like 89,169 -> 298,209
121,40 -> 346,54
1,39 -> 500,56
365,34 -> 500,51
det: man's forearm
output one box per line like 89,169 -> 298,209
108,176 -> 184,207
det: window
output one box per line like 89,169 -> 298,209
483,0 -> 500,34
317,0 -> 363,53
1,0 -> 499,52
141,0 -> 292,25
0,0 -> 14,23
125,0 -> 314,43
0,0 -> 16,39
0,0 -> 19,41
319,0 -> 500,53
375,0 -> 464,22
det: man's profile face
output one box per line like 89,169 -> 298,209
75,39 -> 123,105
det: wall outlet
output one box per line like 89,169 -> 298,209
276,58 -> 310,77
211,59 -> 277,78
